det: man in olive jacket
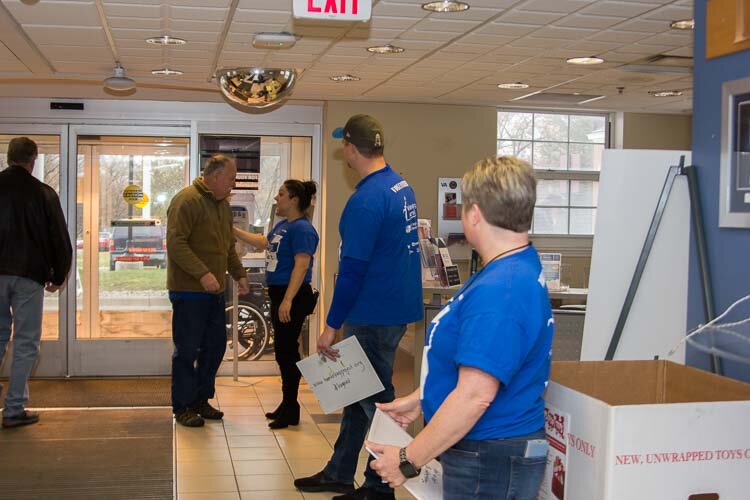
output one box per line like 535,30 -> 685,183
167,154 -> 249,427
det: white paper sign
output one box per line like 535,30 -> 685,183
296,336 -> 384,414
293,0 -> 372,21
366,409 -> 443,500
538,405 -> 570,500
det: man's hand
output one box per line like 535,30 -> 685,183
317,325 -> 341,361
367,442 -> 408,488
45,283 -> 61,293
236,277 -> 249,296
375,394 -> 422,429
278,297 -> 293,323
199,272 -> 221,293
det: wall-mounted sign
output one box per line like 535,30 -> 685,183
293,0 -> 372,22
720,75 -> 750,227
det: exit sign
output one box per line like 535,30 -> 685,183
293,0 -> 372,21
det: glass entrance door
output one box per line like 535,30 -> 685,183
0,128 -> 68,376
70,126 -> 190,376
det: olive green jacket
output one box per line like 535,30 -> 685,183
166,178 -> 246,292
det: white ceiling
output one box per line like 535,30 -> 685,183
0,0 -> 694,113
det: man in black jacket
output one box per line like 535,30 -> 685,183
0,137 -> 72,428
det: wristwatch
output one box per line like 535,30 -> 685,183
398,447 -> 421,479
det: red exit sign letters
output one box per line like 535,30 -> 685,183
293,0 -> 372,21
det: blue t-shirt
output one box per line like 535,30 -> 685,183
339,165 -> 423,325
420,246 -> 554,440
265,218 -> 319,286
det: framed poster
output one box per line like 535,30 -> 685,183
720,75 -> 750,227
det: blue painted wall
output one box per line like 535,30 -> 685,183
688,1 -> 750,381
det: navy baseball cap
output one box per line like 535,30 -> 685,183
332,114 -> 384,149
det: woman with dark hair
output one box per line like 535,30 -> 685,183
234,179 -> 319,428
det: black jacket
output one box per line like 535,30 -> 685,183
0,165 -> 72,286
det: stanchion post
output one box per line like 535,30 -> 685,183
232,277 -> 239,382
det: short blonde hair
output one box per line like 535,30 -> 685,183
461,156 -> 536,232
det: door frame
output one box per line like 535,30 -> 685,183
0,124 -> 69,377
67,124 -> 191,376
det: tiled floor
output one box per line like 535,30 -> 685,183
176,376 -> 415,500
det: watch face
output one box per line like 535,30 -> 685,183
399,461 -> 420,479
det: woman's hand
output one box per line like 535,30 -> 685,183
278,297 -> 293,323
366,442 -> 408,487
317,325 -> 340,361
376,394 -> 422,429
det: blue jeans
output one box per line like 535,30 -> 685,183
441,429 -> 547,500
0,275 -> 45,417
170,292 -> 227,413
324,323 -> 406,493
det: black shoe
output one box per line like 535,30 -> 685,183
269,402 -> 300,429
333,487 -> 396,500
265,402 -> 285,420
294,471 -> 355,494
175,409 -> 205,427
2,410 -> 40,429
191,400 -> 224,420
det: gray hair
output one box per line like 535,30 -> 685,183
461,156 -> 536,232
203,154 -> 234,177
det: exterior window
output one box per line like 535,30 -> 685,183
498,111 -> 607,235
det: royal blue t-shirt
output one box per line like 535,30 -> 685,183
420,246 -> 554,440
265,218 -> 319,286
339,165 -> 423,325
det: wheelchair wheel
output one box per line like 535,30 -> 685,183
225,303 -> 269,361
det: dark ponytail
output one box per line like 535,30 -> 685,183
284,179 -> 317,213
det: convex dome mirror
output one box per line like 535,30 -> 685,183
216,68 -> 297,108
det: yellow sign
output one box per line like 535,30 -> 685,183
123,184 -> 144,205
135,193 -> 150,209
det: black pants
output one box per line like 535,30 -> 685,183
267,283 -> 313,405
169,292 -> 226,413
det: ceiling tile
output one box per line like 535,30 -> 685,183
520,0 -> 598,14
579,2 -> 659,18
23,25 -> 107,46
497,10 -> 565,25
5,0 -> 101,26
554,14 -> 626,30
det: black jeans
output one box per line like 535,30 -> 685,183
169,292 -> 226,413
268,282 -> 314,405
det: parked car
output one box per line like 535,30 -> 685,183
109,219 -> 166,270
98,231 -> 111,252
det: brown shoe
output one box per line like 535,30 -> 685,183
175,409 -> 204,427
2,410 -> 40,429
191,400 -> 224,420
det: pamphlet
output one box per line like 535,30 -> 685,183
366,409 -> 443,500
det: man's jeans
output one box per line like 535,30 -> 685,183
440,429 -> 547,500
324,323 -> 406,493
0,275 -> 44,417
170,292 -> 227,413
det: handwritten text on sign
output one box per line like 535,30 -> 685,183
293,0 -> 372,21
296,336 -> 384,414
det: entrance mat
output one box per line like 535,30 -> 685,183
0,409 -> 173,499
0,378 -> 171,408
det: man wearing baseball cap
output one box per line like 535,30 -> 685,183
294,115 -> 423,500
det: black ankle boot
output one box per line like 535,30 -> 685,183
268,402 -> 300,429
265,402 -> 286,420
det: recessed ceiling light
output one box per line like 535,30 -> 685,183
367,44 -> 405,54
497,82 -> 529,90
566,56 -> 605,65
649,90 -> 683,97
151,68 -> 184,76
330,74 -> 361,82
421,1 -> 470,13
670,19 -> 695,30
146,35 -> 187,46
253,32 -> 299,49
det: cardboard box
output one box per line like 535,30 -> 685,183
541,361 -> 750,500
